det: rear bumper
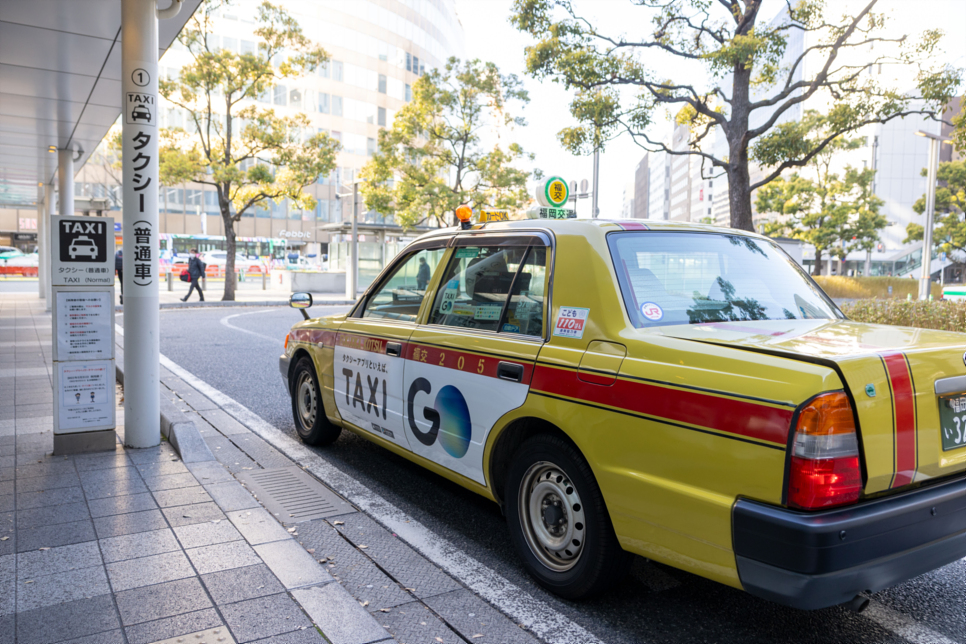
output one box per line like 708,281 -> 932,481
733,474 -> 966,610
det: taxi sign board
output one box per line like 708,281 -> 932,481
479,209 -> 509,223
527,206 -> 577,220
536,177 -> 569,208
51,216 -> 115,287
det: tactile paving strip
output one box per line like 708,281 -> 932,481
148,626 -> 236,644
236,466 -> 355,524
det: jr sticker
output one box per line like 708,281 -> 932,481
640,302 -> 663,321
553,306 -> 589,339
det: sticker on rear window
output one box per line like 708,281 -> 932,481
553,307 -> 589,339
640,302 -> 663,321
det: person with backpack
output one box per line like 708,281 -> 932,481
182,248 -> 205,302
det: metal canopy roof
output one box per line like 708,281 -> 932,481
0,0 -> 201,207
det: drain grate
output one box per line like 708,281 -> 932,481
237,466 -> 355,524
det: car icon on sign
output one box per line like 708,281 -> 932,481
131,104 -> 151,123
68,236 -> 98,260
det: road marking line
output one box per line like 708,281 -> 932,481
863,600 -> 960,644
154,348 -> 608,644
219,308 -> 284,343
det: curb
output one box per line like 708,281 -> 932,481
114,340 -> 215,463
114,298 -> 357,312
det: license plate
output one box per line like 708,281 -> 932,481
938,394 -> 966,451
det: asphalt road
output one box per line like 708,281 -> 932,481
121,305 -> 966,644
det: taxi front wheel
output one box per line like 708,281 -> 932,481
505,434 -> 631,599
290,357 -> 342,446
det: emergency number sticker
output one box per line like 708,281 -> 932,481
640,302 -> 663,321
553,307 -> 589,339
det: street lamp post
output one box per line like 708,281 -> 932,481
915,130 -> 949,301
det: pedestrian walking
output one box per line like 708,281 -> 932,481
416,256 -> 431,290
115,249 -> 123,304
182,248 -> 205,302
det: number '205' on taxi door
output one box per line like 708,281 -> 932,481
939,393 -> 966,451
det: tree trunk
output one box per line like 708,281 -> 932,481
222,209 -> 237,301
813,249 -> 823,276
727,164 -> 755,232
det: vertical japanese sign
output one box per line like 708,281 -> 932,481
120,0 -> 162,448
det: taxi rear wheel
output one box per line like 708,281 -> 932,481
290,357 -> 342,446
505,433 -> 631,599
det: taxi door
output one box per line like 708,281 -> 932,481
404,233 -> 551,485
333,243 -> 448,450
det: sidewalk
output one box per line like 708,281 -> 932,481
3,290 -> 543,644
1,293 -> 390,644
113,281 -> 358,308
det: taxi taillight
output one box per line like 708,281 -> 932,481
787,392 -> 862,511
284,333 -> 290,350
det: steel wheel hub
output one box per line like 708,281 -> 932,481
296,371 -> 316,428
519,461 -> 586,572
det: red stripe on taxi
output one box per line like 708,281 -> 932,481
404,341 -> 534,383
532,364 -> 791,446
882,352 -> 917,488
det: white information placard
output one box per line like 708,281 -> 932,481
54,290 -> 114,361
54,360 -> 116,433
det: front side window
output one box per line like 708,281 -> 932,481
429,244 -> 548,336
361,248 -> 446,322
609,232 -> 840,328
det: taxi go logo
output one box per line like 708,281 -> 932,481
407,379 -> 472,458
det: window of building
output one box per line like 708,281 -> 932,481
413,56 -> 420,75
378,74 -> 387,94
367,137 -> 376,157
332,95 -> 343,117
222,36 -> 237,52
332,61 -> 343,82
378,107 -> 386,127
273,85 -> 287,106
289,88 -> 302,109
331,131 -> 342,143
241,39 -> 255,55
318,61 -> 330,78
405,84 -> 411,101
406,52 -> 412,72
315,92 -> 328,113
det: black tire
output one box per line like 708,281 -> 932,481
505,433 -> 631,599
290,356 -> 342,446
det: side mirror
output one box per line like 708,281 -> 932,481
290,292 -> 313,320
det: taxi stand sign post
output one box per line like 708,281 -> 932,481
50,216 -> 117,454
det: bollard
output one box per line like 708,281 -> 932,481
167,270 -> 173,291
202,276 -> 207,291
262,270 -> 267,290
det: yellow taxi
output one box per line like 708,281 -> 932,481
280,217 -> 966,609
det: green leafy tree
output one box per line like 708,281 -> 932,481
360,58 -> 534,229
511,0 -> 960,232
158,0 -> 339,300
905,160 -> 966,270
757,113 -> 884,274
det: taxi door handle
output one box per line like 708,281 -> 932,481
497,362 -> 524,382
386,342 -> 402,357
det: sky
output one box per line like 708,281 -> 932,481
451,0 -> 966,219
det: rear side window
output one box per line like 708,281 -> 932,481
429,244 -> 548,336
608,232 -> 839,328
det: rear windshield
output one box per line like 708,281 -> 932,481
608,231 -> 839,328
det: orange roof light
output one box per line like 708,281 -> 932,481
455,204 -> 473,229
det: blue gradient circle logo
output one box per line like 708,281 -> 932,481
407,378 -> 472,458
435,385 -> 471,458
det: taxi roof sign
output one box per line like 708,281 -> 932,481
536,177 -> 569,208
478,209 -> 509,223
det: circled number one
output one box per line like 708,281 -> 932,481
132,68 -> 150,87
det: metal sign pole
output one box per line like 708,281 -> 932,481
44,182 -> 54,312
121,0 -> 161,448
919,137 -> 939,301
